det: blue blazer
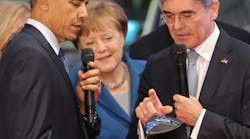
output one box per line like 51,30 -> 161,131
70,53 -> 146,139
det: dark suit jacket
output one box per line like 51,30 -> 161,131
0,25 -> 93,139
129,29 -> 250,138
129,21 -> 250,60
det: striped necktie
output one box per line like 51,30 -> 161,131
186,50 -> 199,137
187,50 -> 199,97
58,48 -> 69,73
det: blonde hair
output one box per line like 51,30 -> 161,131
0,1 -> 30,57
75,0 -> 127,47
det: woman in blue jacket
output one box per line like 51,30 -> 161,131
71,0 -> 146,138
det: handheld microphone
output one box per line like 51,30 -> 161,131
81,48 -> 95,125
145,44 -> 186,136
173,44 -> 189,97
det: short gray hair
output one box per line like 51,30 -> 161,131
159,0 -> 215,10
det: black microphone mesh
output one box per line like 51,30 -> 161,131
173,44 -> 186,62
81,48 -> 94,64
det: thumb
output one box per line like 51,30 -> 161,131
88,61 -> 96,69
158,105 -> 173,115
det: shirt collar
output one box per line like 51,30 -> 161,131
193,22 -> 220,62
26,18 -> 60,55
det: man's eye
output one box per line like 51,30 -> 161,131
166,14 -> 175,19
182,13 -> 193,18
71,2 -> 81,7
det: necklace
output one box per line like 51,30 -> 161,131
102,62 -> 127,89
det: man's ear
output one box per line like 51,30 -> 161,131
36,0 -> 49,11
210,0 -> 220,20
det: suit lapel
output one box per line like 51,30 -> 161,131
23,25 -> 75,96
199,29 -> 233,105
22,25 -> 87,135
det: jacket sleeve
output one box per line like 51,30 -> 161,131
0,48 -> 54,139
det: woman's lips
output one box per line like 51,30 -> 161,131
97,54 -> 111,61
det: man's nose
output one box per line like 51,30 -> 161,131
173,16 -> 184,30
78,5 -> 88,20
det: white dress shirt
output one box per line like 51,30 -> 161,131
190,22 -> 220,139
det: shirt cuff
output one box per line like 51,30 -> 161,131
190,108 -> 206,139
137,120 -> 146,139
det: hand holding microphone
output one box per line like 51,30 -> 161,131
172,44 -> 189,97
173,44 -> 203,126
77,48 -> 101,126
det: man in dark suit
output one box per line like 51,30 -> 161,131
133,0 -> 250,138
129,20 -> 250,60
0,0 -> 101,139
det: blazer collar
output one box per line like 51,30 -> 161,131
26,19 -> 60,55
124,54 -> 146,115
98,86 -> 131,122
23,25 -> 75,96
97,53 -> 145,122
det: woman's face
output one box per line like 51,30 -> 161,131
78,26 -> 125,74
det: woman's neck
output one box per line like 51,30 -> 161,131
101,62 -> 130,94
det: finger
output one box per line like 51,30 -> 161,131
78,70 -> 84,81
79,73 -> 100,87
136,98 -> 151,116
141,97 -> 160,118
76,85 -> 85,102
79,83 -> 101,103
173,94 -> 181,101
82,69 -> 100,80
84,75 -> 101,84
78,75 -> 101,94
81,84 -> 100,92
140,98 -> 151,114
135,105 -> 144,119
135,106 -> 147,126
173,94 -> 188,103
136,103 -> 153,126
158,105 -> 173,115
173,95 -> 186,113
146,101 -> 159,115
88,61 -> 97,69
148,89 -> 163,110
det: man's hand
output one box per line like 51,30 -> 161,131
77,62 -> 101,115
173,94 -> 203,126
135,89 -> 173,127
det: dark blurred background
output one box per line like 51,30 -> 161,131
16,0 -> 250,68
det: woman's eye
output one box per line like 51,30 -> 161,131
104,37 -> 113,41
86,42 -> 95,46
